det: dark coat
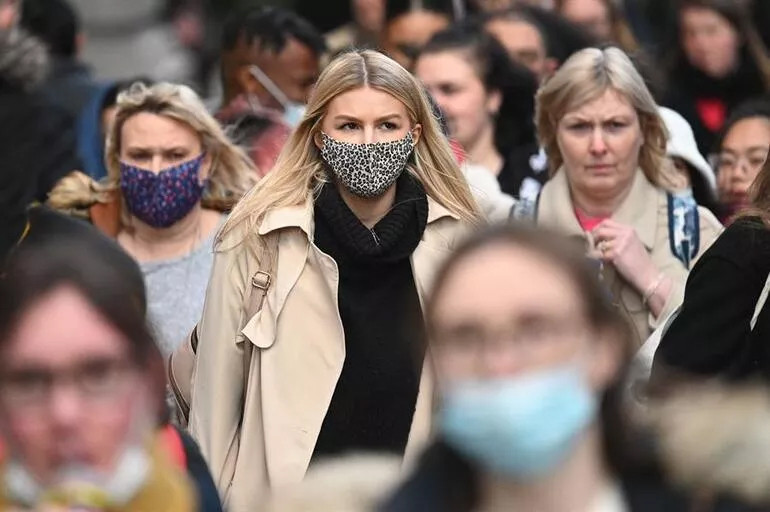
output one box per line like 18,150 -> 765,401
653,217 -> 770,381
0,30 -> 81,242
175,426 -> 223,512
40,58 -> 103,121
380,441 -> 764,512
663,51 -> 767,155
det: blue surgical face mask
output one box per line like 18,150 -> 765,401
249,65 -> 307,127
440,363 -> 597,479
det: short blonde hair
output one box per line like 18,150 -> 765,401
105,82 -> 257,212
535,47 -> 672,188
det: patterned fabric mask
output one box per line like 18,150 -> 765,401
120,154 -> 206,228
320,132 -> 415,198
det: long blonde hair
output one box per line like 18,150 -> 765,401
535,47 -> 674,188
220,49 -> 482,245
105,82 -> 256,212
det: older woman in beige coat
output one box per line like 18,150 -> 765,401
532,47 -> 722,346
187,50 -> 482,512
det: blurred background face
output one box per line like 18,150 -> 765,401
556,88 -> 643,203
558,0 -> 612,41
430,243 -> 594,383
0,0 -> 18,29
485,18 -> 550,81
120,112 -> 208,177
353,0 -> 386,33
416,51 -> 498,150
382,10 -> 450,71
680,6 -> 740,78
671,157 -> 694,188
472,0 -> 554,11
226,36 -> 320,110
318,85 -> 419,145
717,117 -> 770,207
0,286 -> 150,482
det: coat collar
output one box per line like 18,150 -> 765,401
258,193 -> 459,237
538,169 -> 660,249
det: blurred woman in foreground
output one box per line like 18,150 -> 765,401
0,229 -> 195,510
382,225 -> 763,512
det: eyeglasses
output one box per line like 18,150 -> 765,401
716,151 -> 768,174
432,315 -> 587,360
0,358 -> 136,412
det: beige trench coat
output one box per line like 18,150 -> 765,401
188,196 -> 468,512
537,170 -> 722,346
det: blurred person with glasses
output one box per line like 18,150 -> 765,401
0,228 -> 200,511
382,224 -> 762,512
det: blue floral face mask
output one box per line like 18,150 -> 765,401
120,154 -> 206,229
440,362 -> 597,479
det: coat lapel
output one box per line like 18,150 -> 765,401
252,196 -> 461,486
538,169 -> 661,250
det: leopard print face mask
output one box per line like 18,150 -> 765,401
320,131 -> 415,198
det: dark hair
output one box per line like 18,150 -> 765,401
481,7 -> 551,55
419,21 -> 538,156
714,97 -> 770,153
222,6 -> 326,57
672,0 -> 770,89
385,0 -> 457,24
20,0 -> 79,58
553,0 -> 639,53
425,224 -> 643,485
483,5 -> 597,64
0,224 -> 158,380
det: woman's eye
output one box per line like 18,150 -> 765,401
439,85 -> 459,95
339,122 -> 359,131
568,123 -> 591,132
718,159 -> 736,169
128,152 -> 151,161
607,121 -> 627,130
379,121 -> 398,130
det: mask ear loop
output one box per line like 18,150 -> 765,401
249,65 -> 291,109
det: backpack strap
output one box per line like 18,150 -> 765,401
243,231 -> 280,319
509,191 -> 541,223
667,192 -> 700,269
240,231 -> 280,406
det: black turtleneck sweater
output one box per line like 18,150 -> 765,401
312,173 -> 429,459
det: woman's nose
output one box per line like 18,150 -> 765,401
48,385 -> 84,430
150,155 -> 164,173
588,128 -> 608,155
363,127 -> 376,145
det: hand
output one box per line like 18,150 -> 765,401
592,219 -> 659,293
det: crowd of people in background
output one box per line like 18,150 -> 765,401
3,0 -> 770,510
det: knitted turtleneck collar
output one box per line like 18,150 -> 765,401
313,173 -> 428,265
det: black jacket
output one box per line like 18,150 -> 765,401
653,217 -> 770,381
0,30 -> 81,228
663,50 -> 767,154
380,441 -> 763,512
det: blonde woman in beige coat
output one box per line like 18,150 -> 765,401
188,49 -> 482,511
533,47 -> 722,347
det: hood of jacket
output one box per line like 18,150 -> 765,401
0,27 -> 48,92
647,384 -> 770,506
